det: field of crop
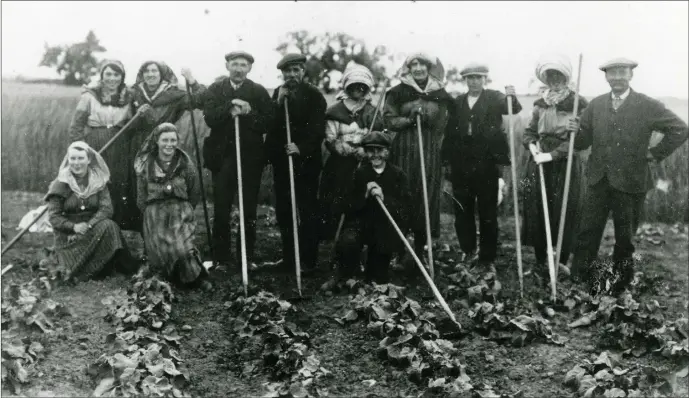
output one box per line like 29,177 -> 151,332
1,81 -> 688,396
1,81 -> 687,221
1,189 -> 688,397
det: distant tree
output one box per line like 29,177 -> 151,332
275,30 -> 390,91
39,31 -> 106,86
446,66 -> 461,84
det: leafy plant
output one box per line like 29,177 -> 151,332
88,328 -> 189,397
468,301 -> 564,347
337,282 -> 472,391
225,290 -> 331,398
1,338 -> 45,394
91,276 -> 189,397
566,290 -> 688,360
564,351 -> 689,397
103,277 -> 174,331
443,264 -> 502,303
1,278 -> 67,333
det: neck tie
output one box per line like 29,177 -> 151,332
613,96 -> 622,110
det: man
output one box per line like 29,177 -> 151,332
266,53 -> 327,272
441,62 -> 521,268
568,57 -> 688,294
201,51 -> 274,269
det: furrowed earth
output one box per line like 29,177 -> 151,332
2,190 -> 687,397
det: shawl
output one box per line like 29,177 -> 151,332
87,59 -> 132,107
387,79 -> 454,107
533,91 -> 589,133
133,61 -> 186,107
134,122 -> 180,175
325,101 -> 371,126
150,150 -> 182,181
54,141 -> 110,199
398,52 -> 446,94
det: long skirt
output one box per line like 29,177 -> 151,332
53,219 -> 125,281
318,154 -> 360,241
84,126 -> 142,232
389,127 -> 443,239
143,199 -> 204,284
520,154 -> 585,264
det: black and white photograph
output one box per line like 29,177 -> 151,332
1,1 -> 688,396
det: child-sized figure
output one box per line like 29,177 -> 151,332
336,130 -> 411,284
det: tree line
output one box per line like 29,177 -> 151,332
39,30 -> 466,90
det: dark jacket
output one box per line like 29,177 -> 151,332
266,82 -> 327,167
201,78 -> 273,172
345,162 -> 411,253
574,89 -> 688,193
442,89 -> 522,167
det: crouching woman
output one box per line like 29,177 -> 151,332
45,141 -> 136,281
335,131 -> 411,284
134,123 -> 210,290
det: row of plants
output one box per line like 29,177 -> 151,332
1,275 -> 67,394
89,276 -> 190,397
225,290 -> 331,398
336,281 -> 526,397
565,287 -> 689,362
564,350 -> 688,397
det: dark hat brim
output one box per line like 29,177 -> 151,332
277,54 -> 307,70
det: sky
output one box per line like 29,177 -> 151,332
2,1 -> 688,98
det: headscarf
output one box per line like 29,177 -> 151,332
534,54 -> 577,133
85,59 -> 132,107
134,61 -> 181,103
335,62 -> 375,113
535,54 -> 573,106
134,122 -> 180,176
398,53 -> 446,94
56,141 -> 110,199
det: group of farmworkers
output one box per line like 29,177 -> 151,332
44,49 -> 688,297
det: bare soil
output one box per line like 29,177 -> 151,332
2,191 -> 687,397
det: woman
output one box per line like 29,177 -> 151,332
383,53 -> 455,259
319,63 -> 385,241
134,123 -> 210,290
45,142 -> 135,282
69,60 -> 140,233
521,54 -> 589,283
128,61 -> 207,232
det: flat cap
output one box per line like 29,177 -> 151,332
361,130 -> 392,148
277,53 -> 307,70
599,57 -> 638,71
460,62 -> 490,77
225,51 -> 254,63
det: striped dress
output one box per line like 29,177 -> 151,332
384,84 -> 454,239
136,150 -> 205,284
45,179 -> 126,281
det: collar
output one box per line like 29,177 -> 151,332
373,164 -> 386,174
467,89 -> 483,98
230,80 -> 244,90
611,88 -> 631,101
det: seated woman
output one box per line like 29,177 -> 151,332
134,123 -> 210,290
45,141 -> 135,282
